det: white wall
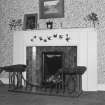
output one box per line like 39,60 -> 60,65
13,28 -> 97,91
13,31 -> 26,64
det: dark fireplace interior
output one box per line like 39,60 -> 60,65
42,52 -> 62,81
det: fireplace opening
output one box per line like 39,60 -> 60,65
42,52 -> 63,81
26,46 -> 78,90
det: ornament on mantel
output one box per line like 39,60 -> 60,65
34,35 -> 37,39
59,35 -> 63,39
60,22 -> 63,28
46,20 -> 53,29
30,38 -> 34,42
65,34 -> 70,42
39,37 -> 43,41
84,12 -> 99,28
43,39 -> 47,42
47,36 -> 52,40
53,34 -> 57,38
30,33 -> 71,42
9,19 -> 22,30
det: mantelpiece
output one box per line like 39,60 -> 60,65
13,28 -> 97,91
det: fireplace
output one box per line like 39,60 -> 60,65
13,28 -> 97,91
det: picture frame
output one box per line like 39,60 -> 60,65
39,0 -> 64,19
23,13 -> 38,30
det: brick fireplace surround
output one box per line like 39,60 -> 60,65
13,28 -> 97,91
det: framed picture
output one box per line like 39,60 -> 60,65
39,0 -> 64,19
23,13 -> 37,30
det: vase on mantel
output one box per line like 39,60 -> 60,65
84,12 -> 99,28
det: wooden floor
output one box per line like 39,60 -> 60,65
0,85 -> 105,105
